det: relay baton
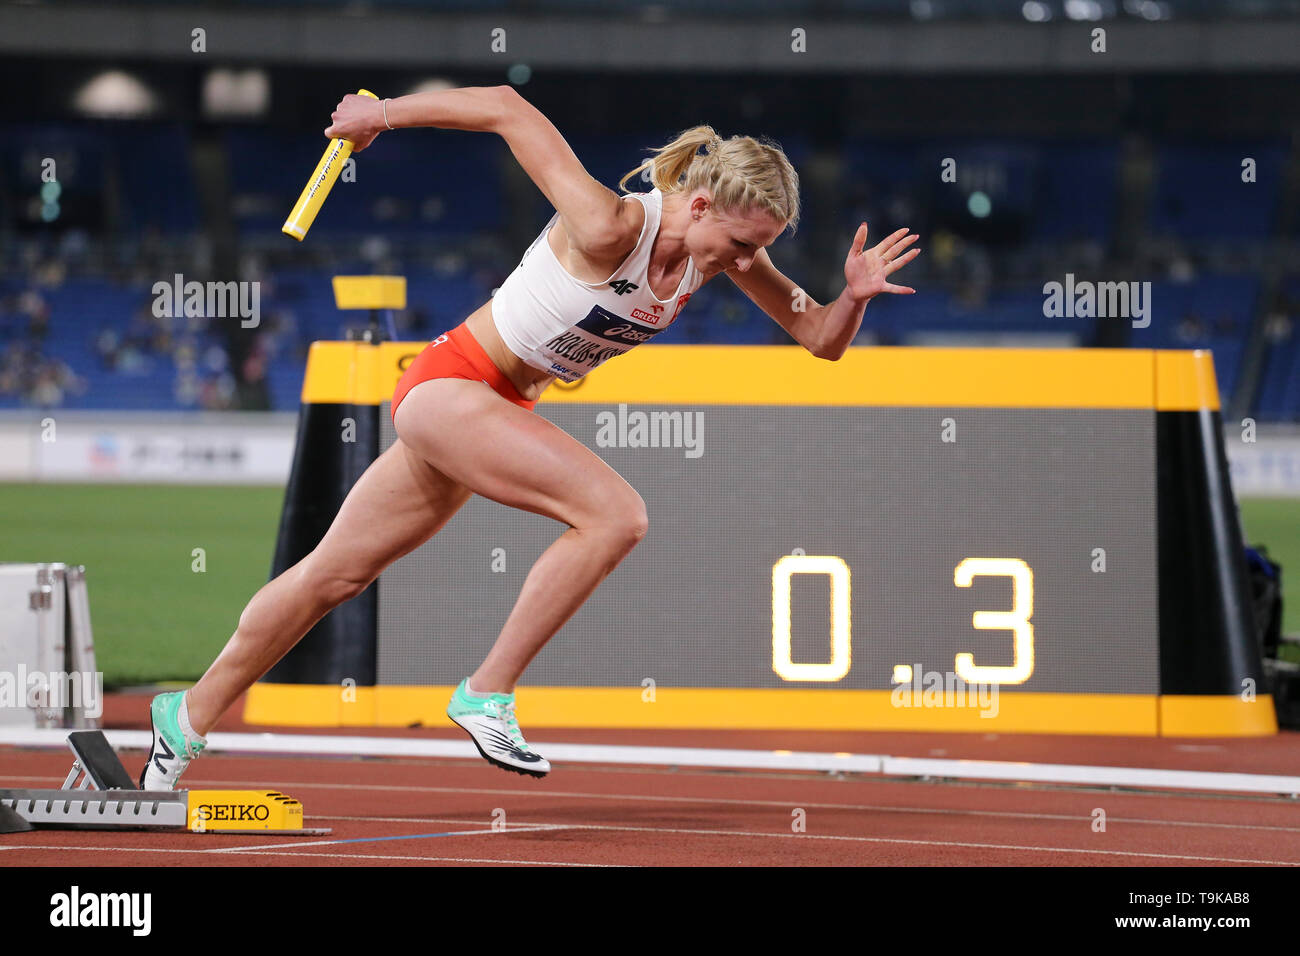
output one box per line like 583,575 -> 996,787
282,88 -> 379,241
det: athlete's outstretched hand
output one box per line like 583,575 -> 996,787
845,223 -> 920,300
323,93 -> 385,152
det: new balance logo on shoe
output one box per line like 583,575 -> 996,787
150,735 -> 175,776
481,727 -> 543,762
446,681 -> 551,778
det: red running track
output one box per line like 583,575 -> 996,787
1,692 -> 1298,867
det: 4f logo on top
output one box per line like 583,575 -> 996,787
608,279 -> 639,295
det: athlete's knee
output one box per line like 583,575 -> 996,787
584,491 -> 648,553
298,556 -> 375,608
623,495 -> 650,545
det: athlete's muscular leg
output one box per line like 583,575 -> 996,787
393,378 -> 647,694
186,440 -> 472,735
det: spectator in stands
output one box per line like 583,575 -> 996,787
235,347 -> 271,411
0,341 -> 28,397
18,289 -> 50,343
1212,311 -> 1236,336
1177,312 -> 1208,343
28,357 -> 86,407
397,304 -> 431,340
1264,313 -> 1292,344
198,371 -> 236,411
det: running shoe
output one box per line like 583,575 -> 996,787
447,679 -> 550,778
139,691 -> 207,791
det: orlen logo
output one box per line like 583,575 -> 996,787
631,302 -> 665,325
604,324 -> 656,344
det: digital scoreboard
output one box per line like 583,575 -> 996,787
250,342 -> 1274,737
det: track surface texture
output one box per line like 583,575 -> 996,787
2,692 -> 1298,867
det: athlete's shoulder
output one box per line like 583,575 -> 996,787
606,189 -> 650,254
566,189 -> 646,264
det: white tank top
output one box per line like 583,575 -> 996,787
490,187 -> 707,382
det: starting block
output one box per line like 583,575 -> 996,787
0,731 -> 330,836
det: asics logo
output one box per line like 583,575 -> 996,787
604,324 -> 655,343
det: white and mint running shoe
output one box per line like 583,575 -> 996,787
139,691 -> 207,791
447,679 -> 550,778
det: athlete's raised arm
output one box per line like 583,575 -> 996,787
323,85 -> 634,257
727,221 -> 919,360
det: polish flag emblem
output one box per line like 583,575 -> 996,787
671,294 -> 692,321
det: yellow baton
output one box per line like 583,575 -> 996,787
282,88 -> 379,241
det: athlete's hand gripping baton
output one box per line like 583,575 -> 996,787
282,88 -> 379,241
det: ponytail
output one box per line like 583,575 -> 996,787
618,124 -> 800,235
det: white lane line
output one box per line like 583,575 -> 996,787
307,806 -> 1300,834
0,845 -> 616,866
6,772 -> 1293,832
207,824 -> 573,854
166,778 -> 1300,831
1,826 -> 1292,866
0,730 -> 883,774
431,821 -> 1298,865
5,729 -> 1300,793
512,822 -> 1300,865
222,850 -> 620,866
411,821 -> 1300,866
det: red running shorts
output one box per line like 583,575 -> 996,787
391,321 -> 538,422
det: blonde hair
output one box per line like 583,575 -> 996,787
617,125 -> 800,236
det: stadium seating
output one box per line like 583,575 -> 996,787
2,120 -> 1295,417
1254,276 -> 1300,422
225,126 -> 503,239
1148,140 -> 1288,241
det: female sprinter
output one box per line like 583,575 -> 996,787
140,85 -> 920,788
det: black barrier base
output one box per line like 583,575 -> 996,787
263,400 -> 380,686
1265,659 -> 1300,729
0,803 -> 33,834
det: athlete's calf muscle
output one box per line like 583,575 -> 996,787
187,440 -> 468,734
